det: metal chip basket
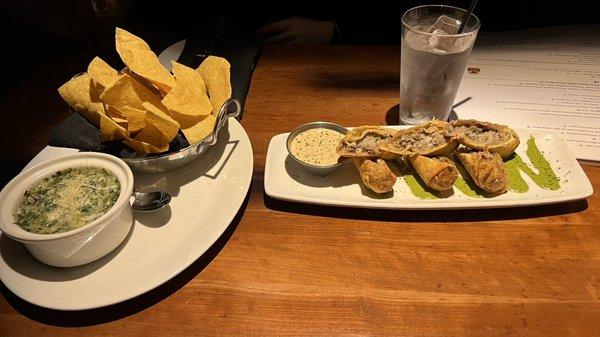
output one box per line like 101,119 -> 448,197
121,98 -> 241,173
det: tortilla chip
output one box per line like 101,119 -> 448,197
100,73 -> 167,112
58,73 -> 105,127
162,61 -> 212,122
134,124 -> 169,150
106,106 -> 125,119
87,56 -> 118,90
181,114 -> 216,145
123,138 -> 164,155
115,28 -> 175,94
196,56 -> 231,115
108,117 -> 129,129
139,102 -> 180,148
112,117 -> 129,129
123,68 -> 162,96
115,105 -> 146,133
90,80 -> 105,99
100,114 -> 129,141
105,106 -> 129,128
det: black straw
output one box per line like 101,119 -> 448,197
457,0 -> 478,34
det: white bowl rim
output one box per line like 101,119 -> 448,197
0,152 -> 134,242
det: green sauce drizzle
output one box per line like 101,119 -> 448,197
504,137 -> 560,192
401,137 -> 560,199
453,177 -> 482,198
403,172 -> 438,199
505,156 -> 530,192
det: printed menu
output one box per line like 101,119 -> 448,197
454,25 -> 600,161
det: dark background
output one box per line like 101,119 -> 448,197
0,0 -> 597,186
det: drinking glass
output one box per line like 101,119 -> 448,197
399,5 -> 480,124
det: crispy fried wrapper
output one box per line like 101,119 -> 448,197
352,158 -> 397,194
409,155 -> 458,191
456,150 -> 509,194
448,119 -> 520,158
380,120 -> 458,158
337,126 -> 396,159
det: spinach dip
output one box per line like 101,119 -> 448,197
14,167 -> 121,234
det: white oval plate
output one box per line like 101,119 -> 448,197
265,126 -> 593,209
0,118 -> 253,310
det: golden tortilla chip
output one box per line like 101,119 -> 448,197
58,73 -> 105,127
162,61 -> 212,121
123,68 -> 162,96
100,73 -> 167,112
106,106 -> 130,129
138,102 -> 180,148
123,138 -> 164,155
181,114 -> 216,145
196,56 -> 231,115
90,80 -> 105,99
134,124 -> 169,151
100,114 -> 129,141
115,28 -> 175,94
106,106 -> 125,119
109,118 -> 129,129
115,105 -> 146,133
112,118 -> 129,129
87,56 -> 118,90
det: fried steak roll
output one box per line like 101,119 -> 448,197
352,158 -> 397,194
337,126 -> 396,159
447,119 -> 520,159
380,120 -> 458,158
456,150 -> 509,194
409,155 -> 458,191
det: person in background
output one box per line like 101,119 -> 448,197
256,0 -> 598,45
4,1 -> 596,48
259,17 -> 336,45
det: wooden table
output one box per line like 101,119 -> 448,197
2,45 -> 600,336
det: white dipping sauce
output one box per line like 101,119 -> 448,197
290,128 -> 345,166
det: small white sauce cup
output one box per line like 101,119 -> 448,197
0,153 -> 134,267
286,121 -> 349,176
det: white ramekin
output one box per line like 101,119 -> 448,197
0,152 -> 134,267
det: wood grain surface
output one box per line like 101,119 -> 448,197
1,45 -> 600,337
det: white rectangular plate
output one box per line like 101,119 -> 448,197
264,127 -> 593,209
